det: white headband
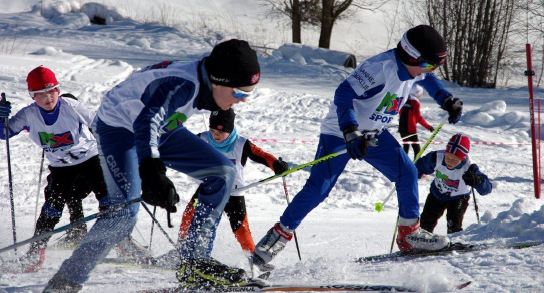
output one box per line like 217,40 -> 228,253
400,32 -> 421,59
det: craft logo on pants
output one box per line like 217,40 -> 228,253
39,131 -> 74,148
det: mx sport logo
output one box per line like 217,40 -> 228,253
369,92 -> 403,124
436,170 -> 460,189
39,131 -> 74,149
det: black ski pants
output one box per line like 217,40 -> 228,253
31,155 -> 107,252
420,192 -> 470,234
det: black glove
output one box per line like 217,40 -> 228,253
0,100 -> 11,118
273,159 -> 289,175
442,97 -> 463,124
343,125 -> 378,160
462,164 -> 482,186
429,126 -> 435,132
139,157 -> 179,212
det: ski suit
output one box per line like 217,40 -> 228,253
180,130 -> 280,253
415,150 -> 492,233
279,49 -> 454,230
0,96 -> 106,253
51,59 -> 237,284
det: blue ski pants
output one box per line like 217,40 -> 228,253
53,119 -> 235,284
280,129 -> 419,230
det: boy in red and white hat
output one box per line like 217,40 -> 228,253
0,66 -> 107,273
415,133 -> 492,234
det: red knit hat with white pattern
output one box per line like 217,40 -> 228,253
446,134 -> 470,161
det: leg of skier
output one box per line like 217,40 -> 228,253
361,130 -> 449,252
445,196 -> 469,234
253,134 -> 350,264
44,120 -> 140,292
158,126 -> 246,287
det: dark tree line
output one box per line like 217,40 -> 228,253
423,0 -> 517,88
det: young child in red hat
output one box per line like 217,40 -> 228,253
0,66 -> 107,273
415,133 -> 492,234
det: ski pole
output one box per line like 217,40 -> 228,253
375,116 -> 448,212
140,202 -> 177,247
1,92 -> 17,254
0,197 -> 143,254
472,187 -> 481,224
149,206 -> 156,250
34,150 -> 45,223
232,149 -> 347,195
401,133 -> 418,140
279,158 -> 302,261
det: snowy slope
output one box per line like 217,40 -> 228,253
0,1 -> 543,292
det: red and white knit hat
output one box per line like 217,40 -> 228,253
26,66 -> 60,96
446,134 -> 470,161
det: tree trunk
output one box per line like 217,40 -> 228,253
292,0 -> 302,43
318,0 -> 335,48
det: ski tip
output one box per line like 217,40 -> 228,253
456,281 -> 472,290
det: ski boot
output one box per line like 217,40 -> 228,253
176,257 -> 247,288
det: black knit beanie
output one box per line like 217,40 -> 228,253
209,108 -> 236,133
396,25 -> 447,66
205,39 -> 260,88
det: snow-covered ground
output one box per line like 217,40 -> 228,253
0,1 -> 543,292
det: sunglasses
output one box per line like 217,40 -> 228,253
232,87 -> 255,99
418,57 -> 445,71
29,84 -> 60,97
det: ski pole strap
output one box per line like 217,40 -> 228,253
375,116 -> 448,212
0,197 -> 143,254
232,149 -> 348,195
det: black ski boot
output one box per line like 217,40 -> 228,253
176,257 -> 247,288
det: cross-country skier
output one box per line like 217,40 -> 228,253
176,108 -> 288,269
44,39 -> 261,292
251,25 -> 464,268
398,84 -> 434,160
0,66 -> 107,273
416,134 -> 492,234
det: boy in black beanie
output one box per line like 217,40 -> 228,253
45,39 -> 262,291
167,108 -> 288,272
252,25 -> 465,270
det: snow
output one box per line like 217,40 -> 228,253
0,1 -> 543,292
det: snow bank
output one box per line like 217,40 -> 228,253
457,198 -> 544,243
30,0 -> 129,25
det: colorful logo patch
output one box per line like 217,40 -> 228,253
39,131 -> 74,148
164,112 -> 188,132
436,170 -> 460,189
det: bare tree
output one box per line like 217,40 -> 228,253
424,0 -> 517,88
263,0 -> 387,47
261,0 -> 320,43
319,0 -> 388,48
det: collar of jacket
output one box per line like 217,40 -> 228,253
196,58 -> 220,111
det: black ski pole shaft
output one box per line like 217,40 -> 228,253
279,158 -> 302,261
472,187 -> 481,224
149,206 -> 156,250
0,197 -> 143,254
140,202 -> 177,248
34,150 -> 45,223
1,92 -> 17,254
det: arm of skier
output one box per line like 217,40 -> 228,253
0,109 -> 29,139
414,151 -> 437,178
417,74 -> 463,124
242,140 -> 288,174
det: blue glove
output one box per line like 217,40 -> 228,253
0,101 -> 11,118
442,97 -> 463,124
343,125 -> 377,160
